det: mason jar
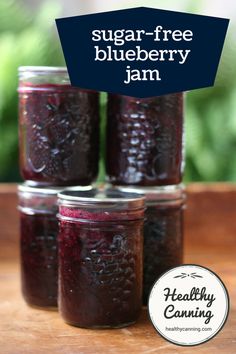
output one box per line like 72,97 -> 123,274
57,188 -> 145,328
113,185 -> 185,305
106,93 -> 184,186
18,184 -> 61,308
18,66 -> 100,186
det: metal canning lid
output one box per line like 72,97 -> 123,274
18,183 -> 61,215
17,67 -> 99,93
109,184 -> 186,202
58,187 -> 145,210
18,66 -> 70,89
18,184 -> 94,215
18,184 -> 64,196
18,66 -> 67,74
18,183 -> 93,196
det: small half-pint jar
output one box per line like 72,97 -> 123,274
114,185 -> 185,305
18,66 -> 100,186
106,93 -> 184,186
57,188 -> 145,328
143,185 -> 185,304
18,184 -> 61,308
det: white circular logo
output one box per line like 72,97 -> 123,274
148,264 -> 229,346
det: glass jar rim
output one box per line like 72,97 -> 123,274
109,184 -> 185,202
58,187 -> 145,210
18,183 -> 93,196
18,66 -> 67,74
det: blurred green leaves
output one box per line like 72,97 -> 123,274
185,88 -> 236,182
97,92 -> 107,182
0,0 -> 64,181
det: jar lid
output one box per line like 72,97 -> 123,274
109,184 -> 185,202
58,187 -> 145,210
18,184 -> 94,215
18,66 -> 67,74
18,183 -> 93,196
58,187 -> 145,222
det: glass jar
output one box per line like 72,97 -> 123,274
57,188 -> 145,328
106,93 -> 184,186
113,185 -> 185,305
18,66 -> 100,186
18,184 -> 60,308
143,186 -> 185,305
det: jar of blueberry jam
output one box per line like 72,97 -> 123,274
106,93 -> 184,186
115,185 -> 185,305
18,66 -> 100,186
57,188 -> 145,328
18,184 -> 61,308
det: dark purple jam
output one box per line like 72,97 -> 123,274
20,212 -> 58,308
58,207 -> 143,328
18,84 -> 99,186
106,94 -> 183,186
143,203 -> 183,305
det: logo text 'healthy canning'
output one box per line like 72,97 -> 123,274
56,7 -> 229,97
163,286 -> 215,325
148,265 -> 229,346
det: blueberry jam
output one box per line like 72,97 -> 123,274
20,212 -> 58,308
18,68 -> 100,186
58,189 -> 144,328
18,184 -> 63,308
106,93 -> 183,186
143,202 -> 184,305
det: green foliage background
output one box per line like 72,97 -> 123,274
0,1 -> 65,182
0,0 -> 236,183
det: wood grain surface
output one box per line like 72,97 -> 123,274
0,183 -> 235,354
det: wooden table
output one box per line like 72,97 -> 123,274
0,183 -> 235,354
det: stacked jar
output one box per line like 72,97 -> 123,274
106,93 -> 186,305
17,66 -> 100,309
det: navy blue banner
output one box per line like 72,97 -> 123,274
56,7 -> 229,98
